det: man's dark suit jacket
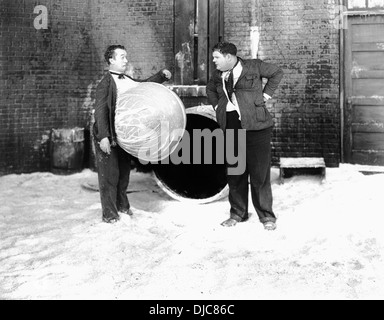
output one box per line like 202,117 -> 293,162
206,58 -> 284,131
93,71 -> 168,146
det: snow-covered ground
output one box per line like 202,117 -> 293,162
1,164 -> 384,300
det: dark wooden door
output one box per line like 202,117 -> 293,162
344,15 -> 384,165
174,0 -> 224,85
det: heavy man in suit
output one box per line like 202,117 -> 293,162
93,44 -> 171,223
206,42 -> 284,230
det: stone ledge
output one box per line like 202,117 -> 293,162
166,85 -> 207,97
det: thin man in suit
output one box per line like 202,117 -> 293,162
93,44 -> 171,223
206,42 -> 284,230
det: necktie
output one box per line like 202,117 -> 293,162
110,71 -> 126,79
224,59 -> 239,102
225,70 -> 234,102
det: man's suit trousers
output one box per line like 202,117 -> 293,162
225,111 -> 276,224
95,142 -> 131,220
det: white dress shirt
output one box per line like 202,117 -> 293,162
110,72 -> 139,104
221,61 -> 243,118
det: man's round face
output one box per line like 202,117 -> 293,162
110,48 -> 128,73
212,50 -> 232,72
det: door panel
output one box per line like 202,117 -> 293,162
353,106 -> 384,124
353,133 -> 384,150
352,23 -> 384,42
352,79 -> 384,96
344,15 -> 384,165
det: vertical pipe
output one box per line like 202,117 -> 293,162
340,0 -> 346,163
250,0 -> 260,59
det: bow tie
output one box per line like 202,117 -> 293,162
110,71 -> 127,79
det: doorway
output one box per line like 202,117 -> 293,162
343,15 -> 384,165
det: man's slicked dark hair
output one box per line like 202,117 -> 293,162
212,42 -> 237,56
104,45 -> 126,65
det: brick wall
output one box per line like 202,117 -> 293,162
0,0 -> 174,175
1,0 -> 341,174
224,0 -> 341,167
90,0 -> 174,78
1,0 -> 96,174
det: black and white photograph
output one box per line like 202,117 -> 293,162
1,0 -> 384,302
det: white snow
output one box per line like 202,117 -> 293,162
1,164 -> 384,300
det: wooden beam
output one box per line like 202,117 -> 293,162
208,0 -> 221,77
174,0 -> 195,85
219,0 -> 224,41
197,0 -> 208,84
